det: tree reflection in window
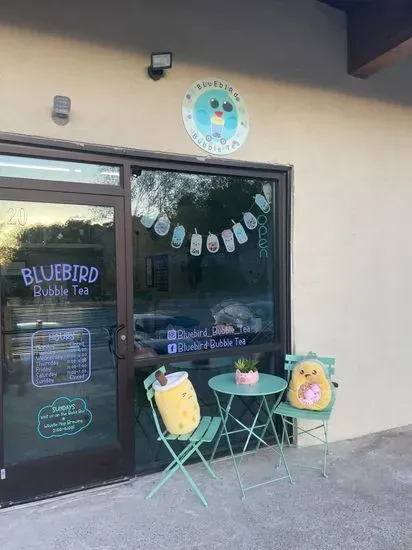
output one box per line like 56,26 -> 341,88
131,170 -> 277,361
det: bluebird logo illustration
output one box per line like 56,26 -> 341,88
194,92 -> 237,145
182,78 -> 249,155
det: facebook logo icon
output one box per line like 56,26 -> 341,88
168,343 -> 178,354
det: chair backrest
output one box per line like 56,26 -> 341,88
284,352 -> 335,382
143,366 -> 167,438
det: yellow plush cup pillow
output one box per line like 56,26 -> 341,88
287,359 -> 332,411
153,371 -> 200,435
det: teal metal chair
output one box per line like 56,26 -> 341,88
144,367 -> 222,507
273,353 -> 337,478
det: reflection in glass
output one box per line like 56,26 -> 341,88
0,155 -> 120,185
131,170 -> 276,363
0,201 -> 118,465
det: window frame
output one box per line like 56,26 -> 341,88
129,164 -> 292,369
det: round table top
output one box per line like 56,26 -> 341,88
208,373 -> 287,396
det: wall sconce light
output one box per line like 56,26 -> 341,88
52,95 -> 71,125
148,52 -> 172,81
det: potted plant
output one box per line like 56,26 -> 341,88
234,357 -> 260,385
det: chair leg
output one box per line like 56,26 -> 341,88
163,444 -> 194,475
277,416 -> 287,469
322,421 -> 329,478
284,417 -> 292,447
146,440 -> 209,507
274,418 -> 331,479
147,457 -> 208,507
325,422 -> 331,455
179,462 -> 209,507
195,447 -> 217,479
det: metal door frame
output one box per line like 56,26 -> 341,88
0,186 -> 135,506
0,136 -> 292,505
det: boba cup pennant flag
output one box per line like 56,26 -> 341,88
182,78 -> 249,156
171,225 -> 185,248
254,194 -> 270,213
232,222 -> 248,244
154,215 -> 171,236
221,229 -> 235,252
140,208 -> 159,229
243,211 -> 257,230
190,232 -> 203,256
206,233 -> 220,253
263,183 -> 272,205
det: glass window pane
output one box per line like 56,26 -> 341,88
0,200 -> 119,465
131,170 -> 276,363
0,155 -> 120,185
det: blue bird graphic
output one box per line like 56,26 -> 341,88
193,90 -> 238,145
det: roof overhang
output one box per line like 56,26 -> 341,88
319,0 -> 412,78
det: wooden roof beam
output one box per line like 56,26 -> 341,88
348,0 -> 412,78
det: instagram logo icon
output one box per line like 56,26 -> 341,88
167,329 -> 177,340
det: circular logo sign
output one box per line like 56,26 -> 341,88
182,78 -> 249,156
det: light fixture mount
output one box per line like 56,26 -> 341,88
148,52 -> 173,81
52,95 -> 71,125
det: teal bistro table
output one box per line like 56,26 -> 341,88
208,373 -> 293,499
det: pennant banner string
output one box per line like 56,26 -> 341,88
140,200 -> 269,239
139,190 -> 271,255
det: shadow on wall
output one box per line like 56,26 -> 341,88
1,0 -> 412,106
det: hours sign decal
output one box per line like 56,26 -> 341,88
31,328 -> 91,388
182,78 -> 249,155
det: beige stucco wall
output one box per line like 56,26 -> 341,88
1,0 -> 412,444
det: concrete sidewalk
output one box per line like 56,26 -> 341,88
1,426 -> 411,550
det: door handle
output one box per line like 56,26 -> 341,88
113,324 -> 126,360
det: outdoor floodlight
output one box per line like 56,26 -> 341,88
148,52 -> 173,81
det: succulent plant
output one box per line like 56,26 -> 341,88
234,357 -> 259,373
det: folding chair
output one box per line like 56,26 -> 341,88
273,353 -> 337,478
144,367 -> 222,507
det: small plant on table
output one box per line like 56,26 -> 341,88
234,357 -> 260,385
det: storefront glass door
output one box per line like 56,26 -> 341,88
0,189 -> 132,506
